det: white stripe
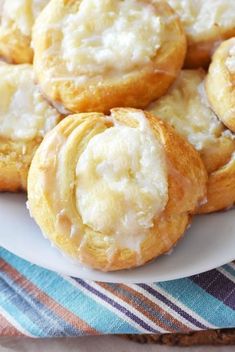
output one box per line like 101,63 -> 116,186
151,284 -> 217,329
63,276 -> 166,333
218,267 -> 235,284
0,305 -> 35,337
130,284 -> 198,331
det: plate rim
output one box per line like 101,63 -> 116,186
2,241 -> 235,283
1,193 -> 235,283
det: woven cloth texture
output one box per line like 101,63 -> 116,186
0,248 -> 235,337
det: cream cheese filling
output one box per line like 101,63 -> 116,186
0,64 -> 60,140
76,111 -> 168,251
61,0 -> 162,75
1,0 -> 48,36
148,70 -> 233,151
167,0 -> 235,40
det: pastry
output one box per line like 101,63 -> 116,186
0,63 -> 61,192
27,108 -> 207,271
167,0 -> 235,68
206,37 -> 235,133
0,0 -> 49,64
148,70 -> 235,213
32,0 -> 186,114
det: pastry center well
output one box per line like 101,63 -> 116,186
167,0 -> 235,40
0,64 -> 59,140
76,112 -> 168,249
61,0 -> 162,75
1,0 -> 48,36
148,70 -> 234,151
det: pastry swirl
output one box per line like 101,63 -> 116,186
0,0 -> 49,64
28,108 -> 207,271
206,38 -> 235,133
148,69 -> 235,213
0,63 -> 61,191
32,0 -> 186,113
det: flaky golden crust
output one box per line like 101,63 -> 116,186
184,41 -> 213,69
184,41 -> 221,69
184,31 -> 235,69
0,138 -> 40,191
198,158 -> 235,214
0,63 -> 61,192
198,141 -> 235,213
28,108 -> 207,271
0,28 -> 33,64
166,0 -> 235,68
199,156 -> 235,213
148,69 -> 235,213
33,0 -> 186,113
206,38 -> 235,133
0,1 -> 49,64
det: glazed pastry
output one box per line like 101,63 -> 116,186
0,63 -> 61,191
206,38 -> 235,133
148,70 -> 235,213
32,0 -> 186,114
27,108 -> 207,271
167,0 -> 235,68
0,0 -> 49,64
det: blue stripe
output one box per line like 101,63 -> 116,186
0,269 -> 86,337
157,277 -> 235,328
0,248 -> 139,334
223,264 -> 235,278
0,280 -> 42,336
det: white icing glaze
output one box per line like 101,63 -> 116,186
148,70 -> 234,151
1,0 -> 48,36
167,0 -> 235,40
226,44 -> 235,74
0,63 -> 60,140
61,0 -> 162,75
76,111 -> 168,252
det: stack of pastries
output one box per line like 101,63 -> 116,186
0,0 -> 234,272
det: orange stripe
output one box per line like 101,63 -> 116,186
3,261 -> 98,336
0,313 -> 25,337
98,282 -> 190,333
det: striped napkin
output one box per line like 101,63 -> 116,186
0,247 -> 235,337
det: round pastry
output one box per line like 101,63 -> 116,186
32,0 -> 186,114
167,0 -> 235,68
0,63 -> 61,192
0,0 -> 49,64
206,38 -> 235,133
148,70 -> 235,213
27,108 -> 207,271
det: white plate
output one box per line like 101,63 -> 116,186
0,193 -> 235,283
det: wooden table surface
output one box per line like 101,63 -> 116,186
0,336 -> 234,352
